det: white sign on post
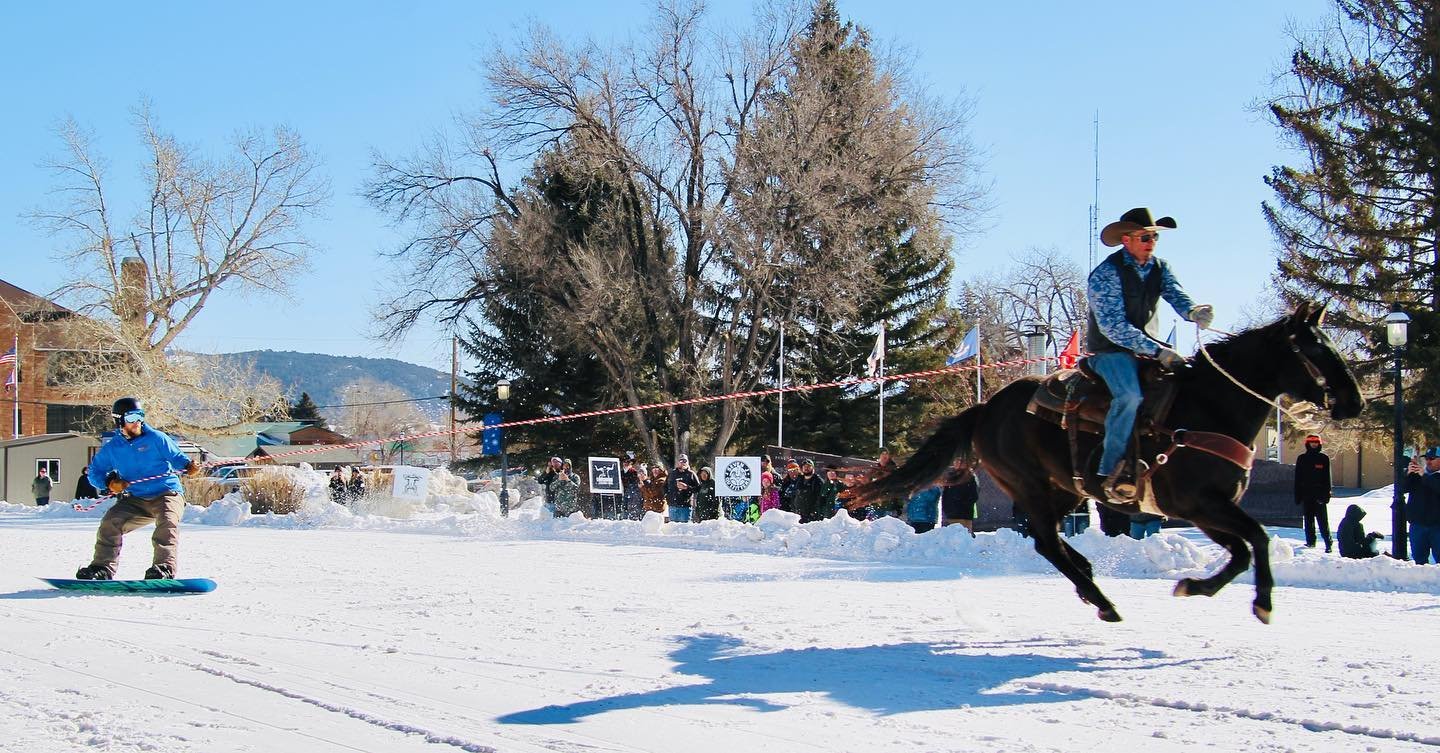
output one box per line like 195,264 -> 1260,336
390,466 -> 431,501
713,456 -> 761,497
588,457 -> 622,494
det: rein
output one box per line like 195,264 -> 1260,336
1192,324 -> 1318,427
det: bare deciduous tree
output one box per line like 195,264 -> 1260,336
30,104 -> 328,424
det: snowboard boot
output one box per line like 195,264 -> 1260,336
75,565 -> 113,580
144,563 -> 174,580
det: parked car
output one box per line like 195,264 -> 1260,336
203,465 -> 271,494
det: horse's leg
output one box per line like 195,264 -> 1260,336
1173,527 -> 1250,598
1178,506 -> 1275,624
1026,497 -> 1121,622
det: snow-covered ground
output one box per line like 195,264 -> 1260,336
1,471 -> 1436,752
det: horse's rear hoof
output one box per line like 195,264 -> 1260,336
1253,604 -> 1272,624
1097,607 -> 1122,622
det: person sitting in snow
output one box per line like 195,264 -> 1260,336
1337,503 -> 1383,559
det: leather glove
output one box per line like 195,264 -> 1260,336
1155,346 -> 1186,370
1189,304 -> 1215,330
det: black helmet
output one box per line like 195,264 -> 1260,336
112,397 -> 144,426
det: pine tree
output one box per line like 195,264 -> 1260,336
1264,0 -> 1440,433
726,3 -> 966,459
453,149 -> 648,470
288,392 -> 324,426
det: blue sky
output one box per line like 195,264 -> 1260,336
0,0 -> 1331,371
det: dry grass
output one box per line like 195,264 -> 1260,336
180,477 -> 225,507
242,469 -> 305,515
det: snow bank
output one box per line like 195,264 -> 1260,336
4,467 -> 1439,595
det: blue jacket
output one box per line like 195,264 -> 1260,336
904,486 -> 941,525
88,425 -> 191,499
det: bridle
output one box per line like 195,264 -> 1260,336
1193,324 -> 1327,427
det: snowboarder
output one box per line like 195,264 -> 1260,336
75,397 -> 201,580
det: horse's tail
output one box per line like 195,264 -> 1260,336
849,405 -> 983,505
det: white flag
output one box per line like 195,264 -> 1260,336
864,324 -> 886,378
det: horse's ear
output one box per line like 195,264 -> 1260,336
1291,301 -> 1312,326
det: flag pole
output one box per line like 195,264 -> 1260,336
777,325 -> 785,450
975,322 -> 982,403
11,333 -> 18,439
877,320 -> 885,449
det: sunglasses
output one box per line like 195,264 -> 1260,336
121,410 -> 145,424
1135,233 -> 1159,243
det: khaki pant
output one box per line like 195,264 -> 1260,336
89,493 -> 185,574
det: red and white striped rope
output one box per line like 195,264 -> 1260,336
74,353 -> 1057,511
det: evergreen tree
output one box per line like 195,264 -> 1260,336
288,392 -> 324,426
453,149 -> 648,470
726,2 -> 965,459
1264,0 -> 1440,434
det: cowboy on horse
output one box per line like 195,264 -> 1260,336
1088,207 -> 1215,502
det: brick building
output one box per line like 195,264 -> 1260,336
0,278 -> 110,439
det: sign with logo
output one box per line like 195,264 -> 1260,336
389,466 -> 431,501
713,456 -> 760,497
588,457 -> 622,494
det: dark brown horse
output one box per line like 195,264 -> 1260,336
850,304 -> 1363,623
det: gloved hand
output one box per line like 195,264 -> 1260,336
1155,346 -> 1186,370
1189,304 -> 1215,330
106,475 -> 129,494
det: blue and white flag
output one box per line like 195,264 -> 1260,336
946,327 -> 979,366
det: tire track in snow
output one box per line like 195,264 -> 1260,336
1016,681 -> 1440,746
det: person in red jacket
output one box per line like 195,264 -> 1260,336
1294,434 -> 1333,552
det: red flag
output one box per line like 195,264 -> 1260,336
1058,331 -> 1081,369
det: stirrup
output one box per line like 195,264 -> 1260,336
1102,463 -> 1139,503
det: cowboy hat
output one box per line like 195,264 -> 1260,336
1100,207 -> 1178,247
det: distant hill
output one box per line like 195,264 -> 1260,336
215,350 -> 461,421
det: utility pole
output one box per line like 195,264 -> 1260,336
450,336 -> 458,467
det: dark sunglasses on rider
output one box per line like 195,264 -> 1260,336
121,410 -> 145,424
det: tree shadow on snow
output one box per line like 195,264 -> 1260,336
498,634 -> 1196,724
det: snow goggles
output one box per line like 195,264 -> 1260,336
120,410 -> 145,424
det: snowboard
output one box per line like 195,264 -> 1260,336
41,577 -> 217,594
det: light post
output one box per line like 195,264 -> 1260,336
497,379 -> 511,518
1385,306 -> 1410,560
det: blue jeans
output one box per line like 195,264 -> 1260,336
1130,518 -> 1162,539
1088,351 -> 1143,477
669,505 -> 692,523
1411,524 -> 1440,565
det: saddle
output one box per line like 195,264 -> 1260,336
1026,358 -> 1181,504
1025,358 -> 1179,437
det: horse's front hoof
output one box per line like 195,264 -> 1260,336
1252,604 -> 1272,624
1097,607 -> 1123,622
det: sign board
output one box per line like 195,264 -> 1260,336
588,457 -> 622,494
389,466 -> 432,501
713,456 -> 761,497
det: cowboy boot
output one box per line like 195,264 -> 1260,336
1102,462 -> 1139,504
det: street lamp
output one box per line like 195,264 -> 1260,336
497,379 -> 511,518
1385,306 -> 1410,560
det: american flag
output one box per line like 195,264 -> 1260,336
0,347 -> 14,366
